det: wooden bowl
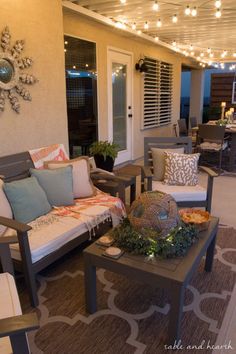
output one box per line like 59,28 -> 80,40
179,209 -> 211,231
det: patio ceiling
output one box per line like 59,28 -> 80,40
65,0 -> 236,68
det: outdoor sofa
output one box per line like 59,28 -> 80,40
0,145 -> 127,307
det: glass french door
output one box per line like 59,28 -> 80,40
108,49 -> 132,164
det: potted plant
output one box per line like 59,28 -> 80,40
90,140 -> 119,172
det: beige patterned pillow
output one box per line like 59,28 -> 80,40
44,157 -> 96,198
163,152 -> 200,186
151,147 -> 184,181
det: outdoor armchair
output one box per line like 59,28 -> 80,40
142,137 -> 218,212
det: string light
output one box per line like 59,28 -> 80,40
191,7 -> 197,17
215,8 -> 221,18
157,19 -> 162,27
185,6 -> 191,15
215,0 -> 221,8
153,1 -> 159,11
111,1 -> 233,65
172,14 -> 178,23
221,50 -> 227,58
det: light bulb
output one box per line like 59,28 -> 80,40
215,8 -> 221,18
191,7 -> 197,16
209,53 -> 214,58
155,36 -> 159,41
233,53 -> 236,57
215,0 -> 221,8
172,14 -> 178,23
190,51 -> 195,56
144,21 -> 149,29
207,47 -> 211,53
137,30 -> 141,35
132,23 -> 136,30
153,1 -> 159,11
189,44 -> 193,51
157,19 -> 162,27
120,0 -> 126,4
172,40 -> 176,47
200,52 -> 204,57
64,41 -> 68,45
185,6 -> 191,15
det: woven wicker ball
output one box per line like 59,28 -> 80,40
128,191 -> 180,238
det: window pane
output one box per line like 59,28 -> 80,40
64,36 -> 98,157
112,63 -> 127,151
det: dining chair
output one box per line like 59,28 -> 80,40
189,116 -> 198,129
189,116 -> 198,148
197,124 -> 228,171
177,119 -> 188,136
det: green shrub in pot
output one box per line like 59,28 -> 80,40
90,141 -> 119,172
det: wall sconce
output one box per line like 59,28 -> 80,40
135,59 -> 148,73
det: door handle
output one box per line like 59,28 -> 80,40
128,114 -> 133,118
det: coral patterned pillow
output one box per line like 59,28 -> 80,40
163,152 -> 200,186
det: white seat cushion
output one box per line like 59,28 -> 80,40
6,211 -> 109,263
200,141 -> 228,151
4,193 -> 125,264
152,180 -> 207,202
0,273 -> 22,354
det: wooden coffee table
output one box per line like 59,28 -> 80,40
83,217 -> 219,344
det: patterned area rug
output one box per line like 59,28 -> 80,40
19,227 -> 236,354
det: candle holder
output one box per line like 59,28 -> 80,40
221,102 -> 226,120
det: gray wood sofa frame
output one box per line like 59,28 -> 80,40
0,151 -> 129,307
0,236 -> 39,354
143,136 -> 218,212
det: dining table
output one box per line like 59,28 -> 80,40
192,122 -> 236,171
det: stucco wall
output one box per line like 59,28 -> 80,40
63,8 -> 184,160
0,0 -> 68,157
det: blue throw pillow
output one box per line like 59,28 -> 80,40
3,176 -> 51,223
30,166 -> 74,206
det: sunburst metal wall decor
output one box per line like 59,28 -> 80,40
0,27 -> 38,113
